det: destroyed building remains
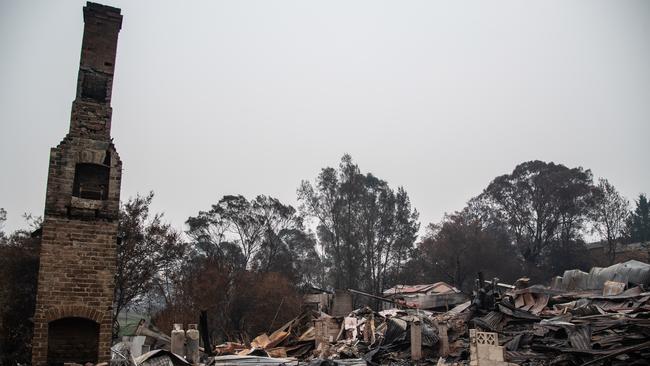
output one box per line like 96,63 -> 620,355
5,2 -> 647,366
108,260 -> 650,366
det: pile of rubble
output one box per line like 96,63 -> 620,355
209,306 -> 444,365
470,260 -> 650,365
115,260 -> 650,365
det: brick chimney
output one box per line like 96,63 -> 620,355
32,3 -> 123,365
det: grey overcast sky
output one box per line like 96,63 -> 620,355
1,0 -> 649,233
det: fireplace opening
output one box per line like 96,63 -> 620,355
47,317 -> 99,366
72,163 -> 109,200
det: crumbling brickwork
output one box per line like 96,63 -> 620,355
31,3 -> 123,365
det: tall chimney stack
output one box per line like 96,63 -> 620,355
31,3 -> 124,365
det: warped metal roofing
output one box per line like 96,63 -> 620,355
382,282 -> 457,295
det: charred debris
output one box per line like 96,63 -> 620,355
103,260 -> 650,366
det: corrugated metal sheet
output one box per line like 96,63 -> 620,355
567,324 -> 592,350
211,355 -> 299,365
383,282 -> 456,295
559,260 -> 650,290
403,292 -> 470,310
473,311 -> 504,331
